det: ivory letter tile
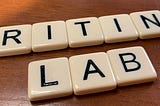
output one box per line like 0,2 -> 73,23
99,14 -> 138,43
0,25 -> 31,57
130,10 -> 160,39
107,46 -> 157,86
32,21 -> 68,52
66,17 -> 104,48
69,52 -> 116,95
28,57 -> 73,101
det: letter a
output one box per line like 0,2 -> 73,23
83,59 -> 105,80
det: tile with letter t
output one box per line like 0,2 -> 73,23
0,25 -> 31,57
107,46 -> 157,87
130,10 -> 160,39
99,14 -> 138,43
32,21 -> 68,52
66,17 -> 104,48
28,57 -> 73,101
69,52 -> 116,95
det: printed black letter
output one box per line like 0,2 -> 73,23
140,14 -> 160,29
119,53 -> 141,72
113,18 -> 122,32
83,59 -> 105,80
74,21 -> 90,36
40,65 -> 58,87
2,30 -> 21,46
47,25 -> 52,40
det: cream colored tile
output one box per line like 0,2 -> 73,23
69,52 -> 116,95
28,57 -> 73,101
66,17 -> 104,48
107,46 -> 157,87
99,14 -> 138,43
130,10 -> 160,39
0,25 -> 31,57
32,21 -> 68,52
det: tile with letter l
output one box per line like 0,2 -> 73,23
107,46 -> 157,87
66,17 -> 104,48
69,52 -> 116,95
130,10 -> 160,39
99,14 -> 138,43
32,21 -> 68,52
28,57 -> 73,101
0,24 -> 31,57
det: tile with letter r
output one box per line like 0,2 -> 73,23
107,46 -> 157,87
66,17 -> 104,48
130,10 -> 160,39
32,21 -> 68,52
28,57 -> 73,101
69,52 -> 116,95
99,14 -> 138,43
0,24 -> 31,57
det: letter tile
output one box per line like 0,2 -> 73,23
0,25 -> 31,57
107,46 -> 157,87
130,10 -> 160,39
69,52 -> 116,95
99,14 -> 138,43
32,21 -> 68,52
28,57 -> 73,101
66,17 -> 104,48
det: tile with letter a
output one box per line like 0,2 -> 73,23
0,25 -> 31,57
69,52 -> 116,95
32,21 -> 68,52
99,14 -> 138,43
130,10 -> 160,39
107,46 -> 157,87
66,17 -> 104,48
28,57 -> 73,101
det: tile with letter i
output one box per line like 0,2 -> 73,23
28,57 -> 73,101
0,25 -> 32,57
69,52 -> 117,95
99,14 -> 138,43
107,46 -> 157,87
66,17 -> 104,48
32,21 -> 68,52
130,10 -> 160,39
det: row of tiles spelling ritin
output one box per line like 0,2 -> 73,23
0,10 -> 160,57
28,46 -> 157,101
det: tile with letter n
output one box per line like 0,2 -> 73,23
32,21 -> 68,52
69,52 -> 117,95
130,10 -> 160,39
107,46 -> 157,87
0,24 -> 31,57
99,14 -> 138,43
28,57 -> 73,101
66,17 -> 104,48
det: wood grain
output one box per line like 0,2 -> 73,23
0,0 -> 159,105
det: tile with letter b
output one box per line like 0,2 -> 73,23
130,10 -> 160,39
99,14 -> 138,43
0,25 -> 31,57
107,46 -> 157,87
28,57 -> 73,101
69,52 -> 116,95
32,21 -> 68,52
66,17 -> 104,48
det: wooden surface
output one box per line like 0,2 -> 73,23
0,0 -> 160,105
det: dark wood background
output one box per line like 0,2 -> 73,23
0,0 -> 159,105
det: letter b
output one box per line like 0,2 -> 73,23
119,53 -> 141,72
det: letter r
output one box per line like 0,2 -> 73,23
2,29 -> 21,46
